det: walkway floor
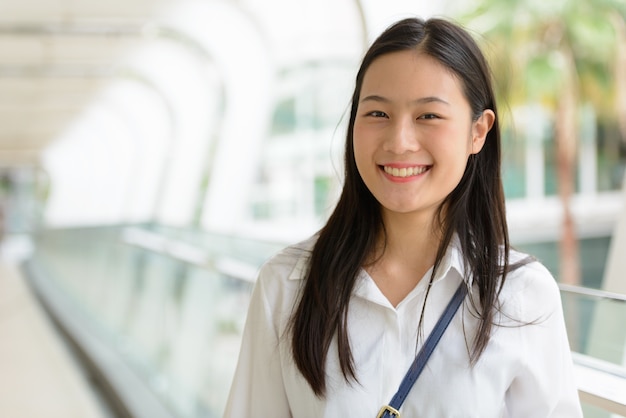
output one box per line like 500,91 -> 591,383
0,237 -> 108,418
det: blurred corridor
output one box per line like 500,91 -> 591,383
0,0 -> 625,417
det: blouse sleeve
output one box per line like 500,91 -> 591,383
223,263 -> 291,418
505,262 -> 583,417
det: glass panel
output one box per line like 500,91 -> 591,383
31,225 -> 279,417
514,236 -> 612,289
502,127 -> 527,199
582,402 -> 624,418
561,290 -> 626,369
542,135 -> 581,197
596,121 -> 626,192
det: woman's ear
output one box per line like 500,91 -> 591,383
471,109 -> 495,154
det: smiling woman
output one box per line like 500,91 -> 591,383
353,51 -> 494,222
225,17 -> 583,418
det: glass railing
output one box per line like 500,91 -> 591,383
25,225 -> 282,417
23,224 -> 626,417
560,285 -> 626,368
559,285 -> 626,417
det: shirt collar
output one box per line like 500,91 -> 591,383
435,233 -> 466,284
351,235 -> 469,308
288,255 -> 309,281
286,234 -> 468,287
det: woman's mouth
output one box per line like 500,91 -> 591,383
382,165 -> 431,178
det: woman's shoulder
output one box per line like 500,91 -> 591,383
499,248 -> 563,318
256,234 -> 317,285
506,248 -> 558,291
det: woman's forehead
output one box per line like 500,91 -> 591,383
359,51 -> 465,105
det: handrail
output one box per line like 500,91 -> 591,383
572,352 -> 626,379
558,283 -> 626,302
121,227 -> 215,269
121,226 -> 259,282
572,353 -> 626,416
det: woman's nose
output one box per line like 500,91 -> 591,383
382,117 -> 420,154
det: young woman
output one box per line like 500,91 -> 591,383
225,17 -> 582,417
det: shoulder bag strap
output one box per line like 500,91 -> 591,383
377,282 -> 468,418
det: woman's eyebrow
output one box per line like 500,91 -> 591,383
359,94 -> 450,105
359,94 -> 391,104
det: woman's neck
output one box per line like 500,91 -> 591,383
366,209 -> 443,306
382,209 -> 440,261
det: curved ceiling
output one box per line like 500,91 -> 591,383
0,0 -> 169,165
0,0 -> 444,167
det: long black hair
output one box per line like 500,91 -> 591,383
290,17 -> 511,397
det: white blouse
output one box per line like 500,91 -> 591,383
224,236 -> 583,417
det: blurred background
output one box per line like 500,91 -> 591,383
0,0 -> 625,417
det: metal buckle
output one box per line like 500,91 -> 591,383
377,405 -> 401,418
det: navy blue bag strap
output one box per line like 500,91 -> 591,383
377,282 -> 468,418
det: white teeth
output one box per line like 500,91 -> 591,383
383,166 -> 428,178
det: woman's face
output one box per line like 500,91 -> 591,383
353,50 -> 493,221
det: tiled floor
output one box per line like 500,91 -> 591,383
0,256 -> 107,418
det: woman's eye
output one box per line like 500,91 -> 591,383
367,111 -> 388,118
419,113 -> 439,120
